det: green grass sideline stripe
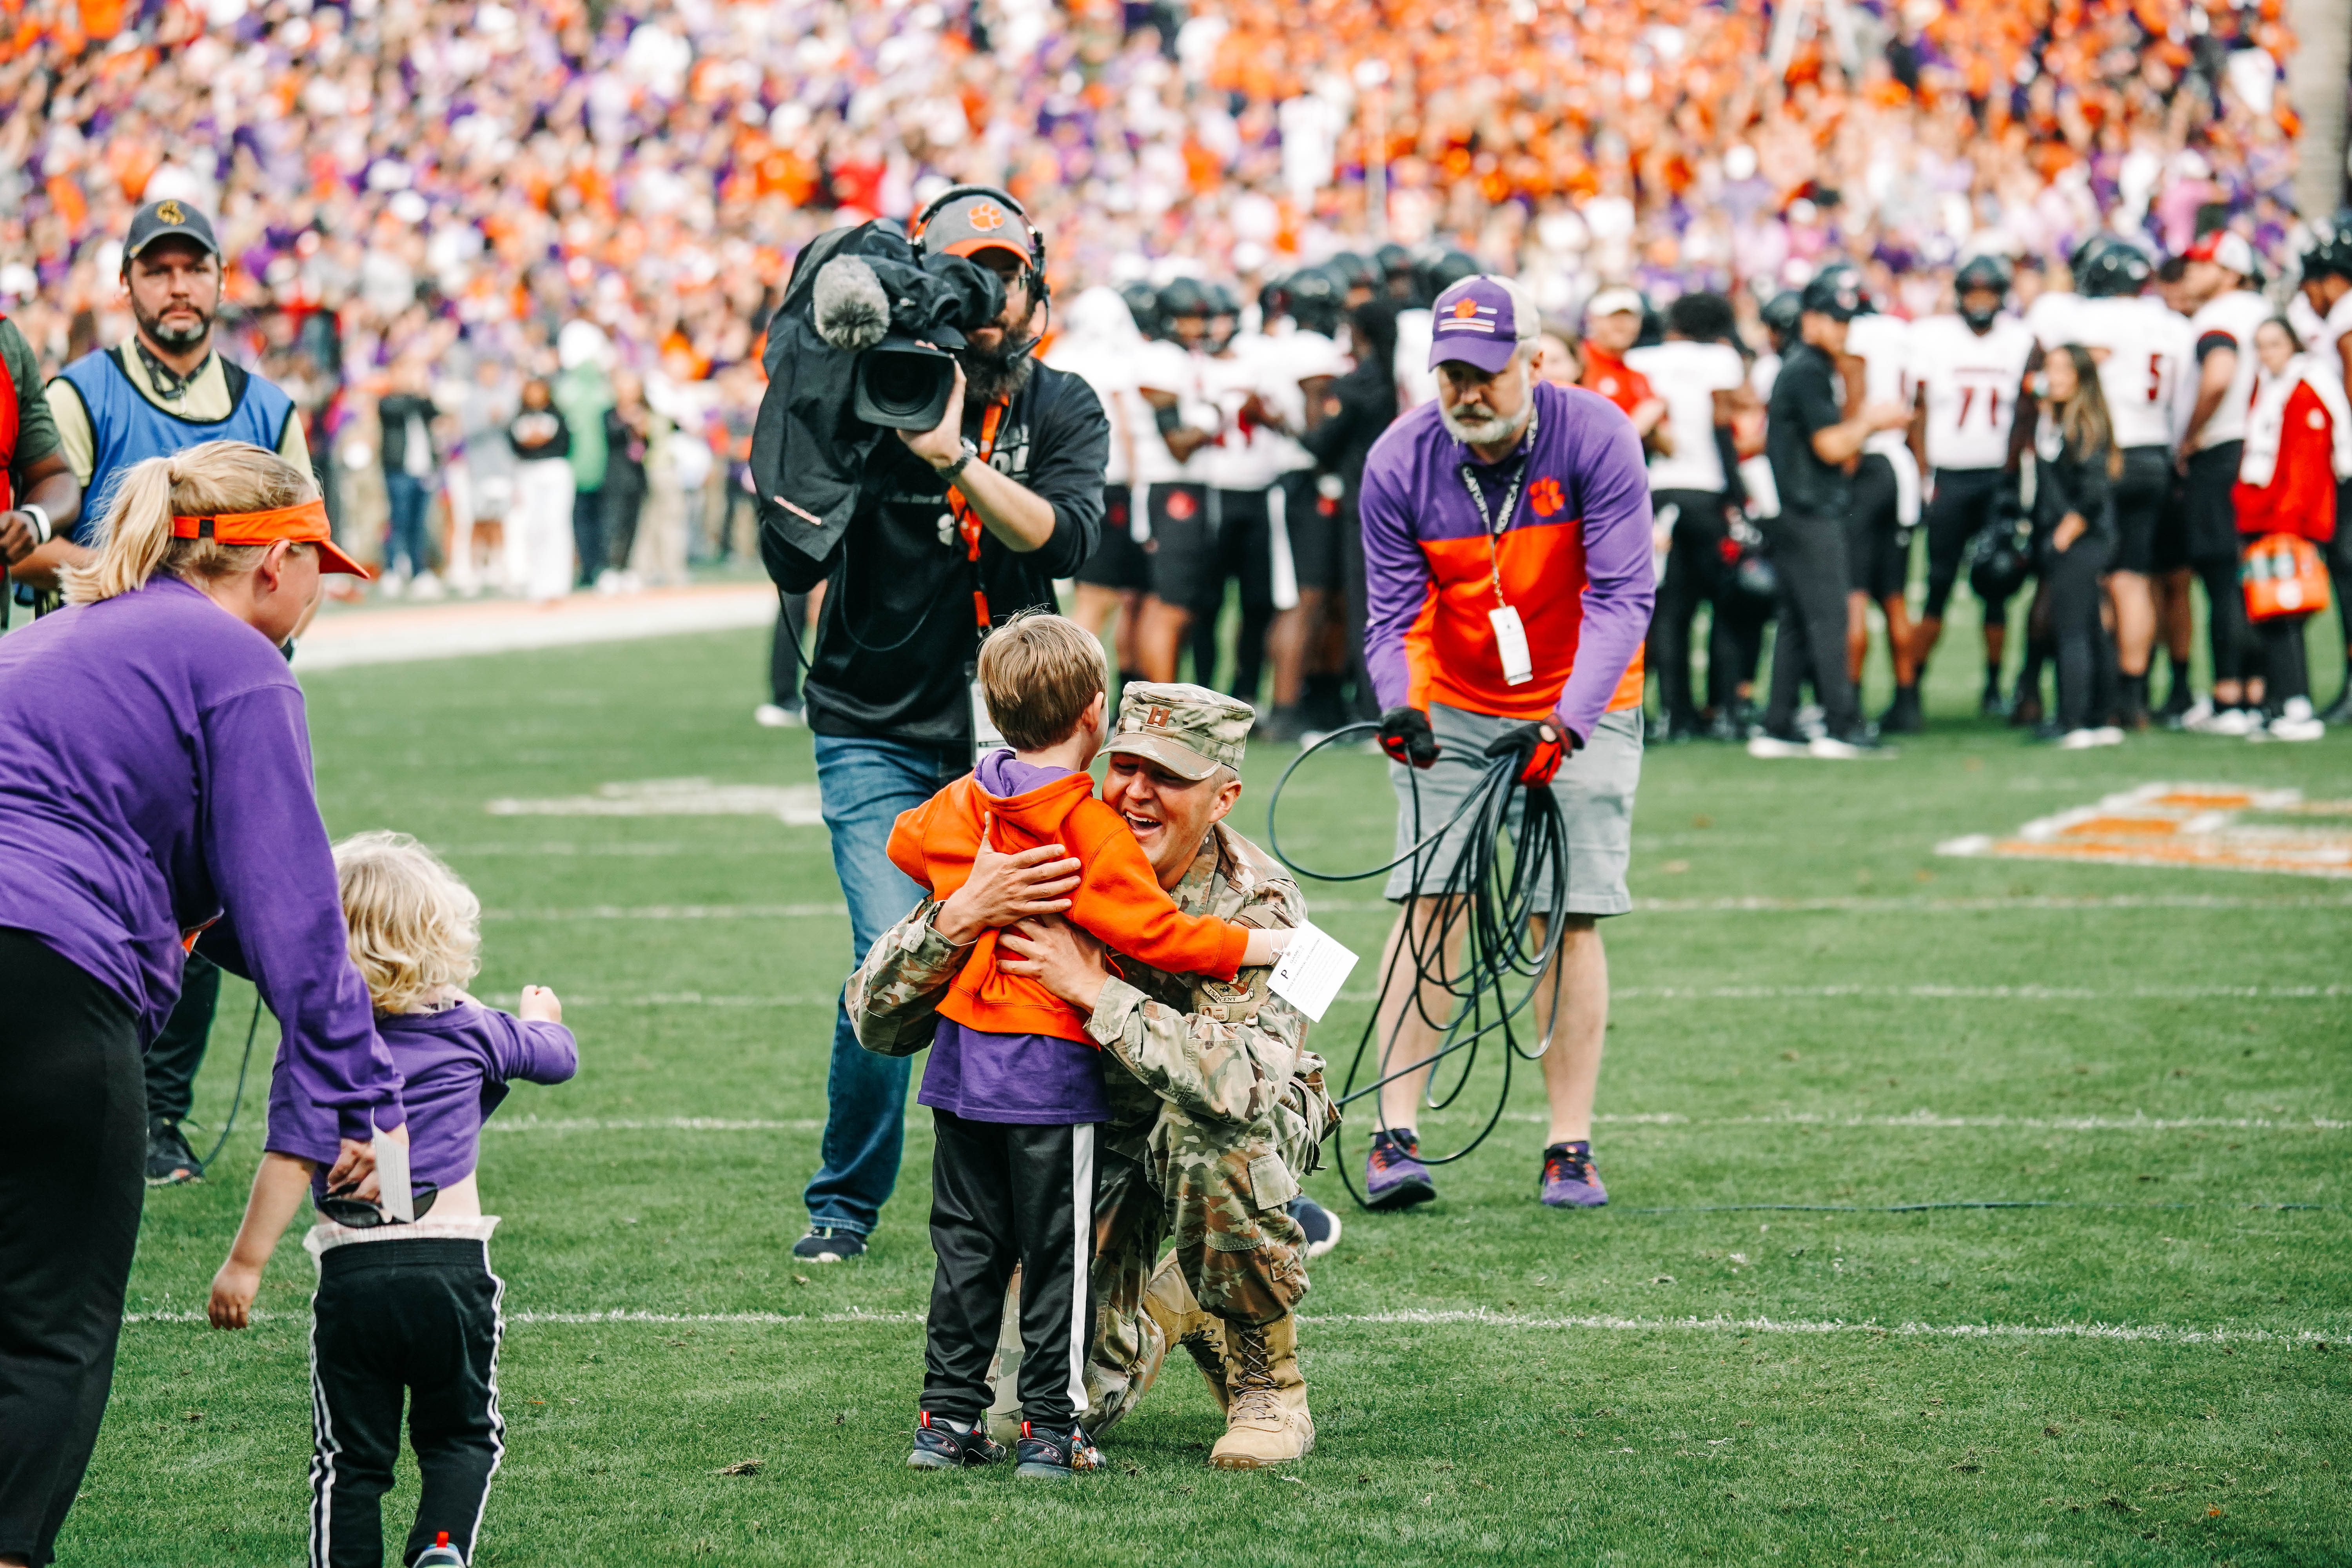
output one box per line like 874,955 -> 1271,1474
481,893 -> 2352,920
118,1307 -> 2344,1345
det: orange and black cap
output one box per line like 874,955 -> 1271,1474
172,498 -> 371,577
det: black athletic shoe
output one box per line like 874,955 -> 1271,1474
907,1410 -> 1007,1470
1979,682 -> 2009,719
2321,688 -> 2352,726
1878,686 -> 1924,734
146,1117 -> 200,1186
1285,1193 -> 1343,1259
1014,1420 -> 1102,1478
413,1531 -> 466,1566
791,1225 -> 867,1262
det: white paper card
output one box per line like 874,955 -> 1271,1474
1490,604 -> 1534,686
1266,921 -> 1360,1023
971,679 -> 1006,751
372,1123 -> 415,1223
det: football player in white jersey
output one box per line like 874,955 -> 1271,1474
1047,285 -> 1157,690
2172,231 -> 2277,732
2063,237 -> 2195,729
1391,250 -> 1479,412
1133,278 -> 1225,682
1627,290 -> 1757,739
1907,253 -> 2037,720
1837,298 -> 1924,729
2297,221 -> 2352,722
1249,269 -> 1351,739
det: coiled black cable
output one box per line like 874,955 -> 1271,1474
1267,721 -> 1572,1209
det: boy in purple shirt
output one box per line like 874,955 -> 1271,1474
209,832 -> 577,1568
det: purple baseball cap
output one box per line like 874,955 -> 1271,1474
1428,274 -> 1540,373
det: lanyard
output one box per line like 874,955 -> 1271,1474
946,399 -> 1007,631
1455,403 -> 1539,607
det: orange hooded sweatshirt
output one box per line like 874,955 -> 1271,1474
887,766 -> 1251,1045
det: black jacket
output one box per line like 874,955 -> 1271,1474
2032,423 -> 2116,540
773,361 -> 1109,747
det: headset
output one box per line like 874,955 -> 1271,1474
911,184 -> 1051,308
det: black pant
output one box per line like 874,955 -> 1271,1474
1922,467 -> 2008,621
0,930 -> 145,1568
142,949 -> 220,1124
2195,555 -> 2254,688
310,1239 -> 505,1568
2044,531 -> 2117,731
571,485 -> 605,586
1648,489 -> 1731,728
922,1109 -> 1097,1430
1187,488 -> 1277,699
2331,481 -> 2352,662
770,589 -> 809,709
1761,509 -> 1860,738
2260,612 -> 2312,707
2187,446 -> 2252,686
603,465 -> 646,572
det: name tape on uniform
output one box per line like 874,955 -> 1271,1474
1267,920 -> 1360,1022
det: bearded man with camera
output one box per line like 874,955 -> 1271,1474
758,188 -> 1109,1263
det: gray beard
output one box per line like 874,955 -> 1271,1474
1440,400 -> 1530,448
136,307 -> 212,354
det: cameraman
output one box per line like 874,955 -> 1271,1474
771,190 -> 1109,1264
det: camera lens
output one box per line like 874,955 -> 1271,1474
855,346 -> 955,430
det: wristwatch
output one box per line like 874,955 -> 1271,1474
941,438 -> 979,484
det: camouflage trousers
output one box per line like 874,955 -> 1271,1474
1084,1063 -> 1334,1433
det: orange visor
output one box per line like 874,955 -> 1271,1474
171,499 -> 371,578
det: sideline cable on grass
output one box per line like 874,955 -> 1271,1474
1267,721 -> 1571,1208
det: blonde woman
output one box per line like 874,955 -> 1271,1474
0,441 -> 403,1568
209,832 -> 576,1568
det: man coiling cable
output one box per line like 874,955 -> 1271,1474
1353,273 -> 1655,1212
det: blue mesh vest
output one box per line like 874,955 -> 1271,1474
54,346 -> 298,540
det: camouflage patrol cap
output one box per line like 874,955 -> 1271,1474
1100,681 -> 1251,782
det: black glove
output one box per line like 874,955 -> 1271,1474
1377,706 -> 1440,768
1482,720 -> 1576,786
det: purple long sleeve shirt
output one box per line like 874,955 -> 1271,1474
1358,381 -> 1655,744
0,577 -> 405,1158
313,1002 -> 577,1201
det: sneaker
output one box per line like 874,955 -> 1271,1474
1794,702 -> 1827,740
791,1225 -> 867,1262
2261,699 -> 2325,742
414,1532 -> 466,1566
1878,686 -> 1924,734
2157,681 -> 2198,724
1285,1194 -> 1343,1259
2055,728 -> 2104,750
146,1117 -> 200,1186
1364,1129 -> 1436,1211
1539,1140 -> 1608,1208
907,1410 -> 1007,1470
1808,731 -> 1889,759
2205,706 -> 2259,737
1746,731 -> 1809,759
2091,726 -> 2125,747
1013,1420 -> 1102,1479
754,703 -> 804,729
2171,696 -> 2214,732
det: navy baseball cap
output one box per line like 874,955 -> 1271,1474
1428,275 -> 1539,374
124,198 -> 219,263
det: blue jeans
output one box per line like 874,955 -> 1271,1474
383,471 -> 432,578
805,733 -> 971,1236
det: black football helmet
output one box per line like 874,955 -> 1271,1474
2076,238 -> 2151,298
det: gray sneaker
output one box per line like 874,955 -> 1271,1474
146,1118 -> 200,1186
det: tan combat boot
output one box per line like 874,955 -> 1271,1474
1141,1252 -> 1229,1411
1207,1314 -> 1313,1468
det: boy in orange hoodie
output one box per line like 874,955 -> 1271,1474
886,613 -> 1288,1479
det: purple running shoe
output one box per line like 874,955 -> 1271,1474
1365,1128 -> 1436,1211
1540,1140 -> 1608,1208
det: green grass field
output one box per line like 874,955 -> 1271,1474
72,620 -> 2350,1567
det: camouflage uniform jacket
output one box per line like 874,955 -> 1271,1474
846,818 -> 1336,1171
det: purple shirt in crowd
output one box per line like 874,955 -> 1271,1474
1359,380 -> 1654,744
0,577 -> 405,1157
916,748 -> 1109,1126
314,1001 -> 577,1201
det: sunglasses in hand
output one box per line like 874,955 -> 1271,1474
317,1180 -> 441,1229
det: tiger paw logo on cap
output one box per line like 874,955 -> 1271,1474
1529,476 -> 1565,517
1450,298 -> 1480,319
156,200 -> 185,224
965,201 -> 1006,232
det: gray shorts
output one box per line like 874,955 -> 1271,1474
1383,703 -> 1643,915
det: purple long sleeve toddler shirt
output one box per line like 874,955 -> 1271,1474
313,1002 -> 577,1201
916,749 -> 1109,1125
0,577 -> 404,1156
1358,381 -> 1655,743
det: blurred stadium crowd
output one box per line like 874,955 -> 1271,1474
0,0 -> 2317,583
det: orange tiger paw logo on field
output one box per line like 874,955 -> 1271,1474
1528,476 -> 1565,517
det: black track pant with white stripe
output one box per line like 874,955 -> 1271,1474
921,1110 -> 1098,1431
310,1239 -> 504,1568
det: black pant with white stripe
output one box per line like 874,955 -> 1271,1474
921,1110 -> 1097,1431
310,1239 -> 504,1568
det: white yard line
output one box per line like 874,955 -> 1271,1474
469,982 -> 2344,1006
119,1306 -> 2341,1346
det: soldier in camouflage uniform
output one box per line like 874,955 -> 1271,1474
848,682 -> 1338,1467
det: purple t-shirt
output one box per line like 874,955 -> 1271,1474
314,1001 -> 577,1203
916,749 -> 1109,1126
0,577 -> 404,1157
